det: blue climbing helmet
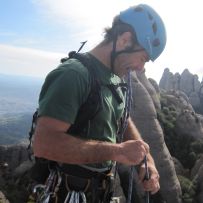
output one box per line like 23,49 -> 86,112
119,4 -> 167,61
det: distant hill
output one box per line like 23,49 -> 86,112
0,74 -> 43,115
0,112 -> 32,145
0,74 -> 43,145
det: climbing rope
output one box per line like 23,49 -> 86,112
124,70 -> 150,203
144,156 -> 150,203
119,69 -> 133,142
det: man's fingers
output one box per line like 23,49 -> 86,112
143,142 -> 150,154
142,171 -> 160,194
138,164 -> 147,181
143,180 -> 160,194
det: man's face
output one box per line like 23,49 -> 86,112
113,49 -> 149,77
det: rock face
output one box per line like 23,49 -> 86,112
191,155 -> 203,202
0,144 -> 29,172
197,166 -> 203,202
0,144 -> 30,203
136,69 -> 161,110
159,68 -> 203,114
175,111 -> 203,140
159,89 -> 203,140
159,68 -> 203,201
0,191 -> 10,203
172,157 -> 186,176
129,71 -> 182,203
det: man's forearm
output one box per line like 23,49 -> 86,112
123,117 -> 142,141
33,117 -> 150,166
34,129 -> 120,164
124,117 -> 155,165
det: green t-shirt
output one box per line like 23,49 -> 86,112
38,53 -> 125,169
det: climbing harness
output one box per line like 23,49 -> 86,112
33,167 -> 62,203
64,191 -> 87,203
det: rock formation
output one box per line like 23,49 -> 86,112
172,157 -> 186,176
136,70 -> 161,110
159,68 -> 203,202
0,144 -> 29,172
129,70 -> 182,203
0,144 -> 30,203
158,89 -> 203,140
159,68 -> 203,114
191,155 -> 203,202
0,191 -> 9,203
175,110 -> 203,140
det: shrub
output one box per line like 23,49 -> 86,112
178,175 -> 197,203
190,140 -> 203,154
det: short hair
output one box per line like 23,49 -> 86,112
103,16 -> 139,45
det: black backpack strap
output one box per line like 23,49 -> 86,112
27,109 -> 39,160
65,52 -> 103,135
106,83 -> 128,105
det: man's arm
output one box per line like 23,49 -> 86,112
123,117 -> 142,141
33,116 -> 149,166
123,117 -> 160,194
123,117 -> 155,165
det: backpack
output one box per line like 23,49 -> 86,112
28,50 -> 128,146
27,51 -> 126,183
28,51 -> 102,149
27,51 -> 103,182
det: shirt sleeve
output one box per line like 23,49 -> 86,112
38,65 -> 90,124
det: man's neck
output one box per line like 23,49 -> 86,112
89,43 -> 112,70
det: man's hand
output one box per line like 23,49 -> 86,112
117,140 -> 149,165
138,162 -> 160,194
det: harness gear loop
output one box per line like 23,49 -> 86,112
32,167 -> 62,203
64,174 -> 91,193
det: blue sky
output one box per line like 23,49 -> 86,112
0,0 -> 203,83
0,0 -> 71,51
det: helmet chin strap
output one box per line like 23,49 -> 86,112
110,36 -> 118,74
110,36 -> 144,74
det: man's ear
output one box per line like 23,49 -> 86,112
117,32 -> 133,49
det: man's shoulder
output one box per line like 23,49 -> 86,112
59,57 -> 89,76
43,57 -> 90,84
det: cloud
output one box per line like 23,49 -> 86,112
2,0 -> 203,83
0,44 -> 65,78
31,0 -> 134,39
32,0 -> 125,25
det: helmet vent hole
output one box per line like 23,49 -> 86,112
152,23 -> 157,34
152,38 -> 160,47
134,6 -> 143,12
147,12 -> 153,20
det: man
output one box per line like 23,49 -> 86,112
32,4 -> 166,203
